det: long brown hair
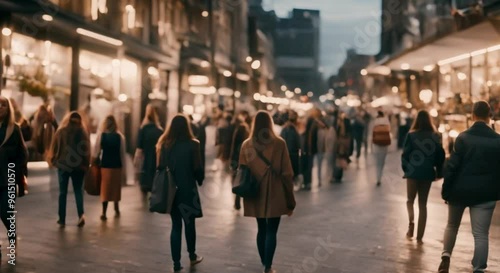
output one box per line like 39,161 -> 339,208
250,111 -> 277,146
101,115 -> 119,133
141,104 -> 162,129
410,110 -> 436,132
156,114 -> 194,152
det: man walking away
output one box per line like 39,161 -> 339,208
439,101 -> 500,273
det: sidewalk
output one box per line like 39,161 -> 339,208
5,147 -> 500,273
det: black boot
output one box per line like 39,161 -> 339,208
438,256 -> 450,273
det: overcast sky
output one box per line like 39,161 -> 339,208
263,0 -> 381,77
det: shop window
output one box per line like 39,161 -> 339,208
2,33 -> 71,122
488,50 -> 500,120
471,53 -> 487,102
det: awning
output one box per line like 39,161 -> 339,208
370,19 -> 500,73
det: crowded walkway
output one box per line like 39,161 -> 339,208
6,143 -> 500,273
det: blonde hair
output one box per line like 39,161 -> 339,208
0,96 -> 16,127
141,104 -> 162,129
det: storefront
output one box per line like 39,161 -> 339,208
366,19 -> 500,155
1,32 -> 71,121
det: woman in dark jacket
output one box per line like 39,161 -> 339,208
401,110 -> 445,243
134,104 -> 163,196
0,96 -> 27,253
280,110 -> 301,182
230,111 -> 250,210
156,114 -> 204,272
49,111 -> 90,228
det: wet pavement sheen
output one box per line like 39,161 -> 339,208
5,147 -> 500,273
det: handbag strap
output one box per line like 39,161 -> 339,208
255,149 -> 276,173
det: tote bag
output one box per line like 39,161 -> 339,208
84,164 -> 101,196
149,167 -> 177,214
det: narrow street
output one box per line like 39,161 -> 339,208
4,145 -> 500,273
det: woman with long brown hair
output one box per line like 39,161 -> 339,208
238,111 -> 296,273
156,114 -> 204,272
401,110 -> 445,244
49,111 -> 90,227
93,115 -> 127,220
32,104 -> 57,161
134,104 -> 163,197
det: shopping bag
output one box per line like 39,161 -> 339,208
84,164 -> 101,196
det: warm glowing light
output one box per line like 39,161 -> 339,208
42,14 -> 53,21
419,89 -> 433,104
188,75 -> 209,86
267,91 -> 273,97
200,61 -> 210,68
285,91 -> 294,98
319,95 -> 326,103
410,75 -> 416,80
487,81 -> 493,87
430,109 -> 438,117
423,65 -> 434,72
471,49 -> 487,56
335,99 -> 341,106
267,104 -> 274,111
76,28 -> 123,46
246,56 -> 253,63
183,105 -> 194,115
307,92 -> 313,97
2,27 -> 11,36
118,93 -> 128,102
401,63 -> 410,70
202,11 -> 209,17
457,72 -> 467,81
125,5 -> 136,29
281,85 -> 287,91
438,53 -> 470,66
234,91 -> 241,98
251,60 -> 261,69
112,59 -> 120,67
148,66 -> 159,76
253,93 -> 261,101
392,86 -> 398,93
294,88 -> 301,94
406,103 -> 413,109
360,69 -> 368,76
439,97 -> 446,103
449,130 -> 459,138
438,124 -> 446,133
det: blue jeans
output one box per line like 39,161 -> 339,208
442,201 -> 497,272
373,145 -> 388,182
58,169 -> 85,224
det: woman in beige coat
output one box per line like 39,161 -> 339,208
239,111 -> 296,273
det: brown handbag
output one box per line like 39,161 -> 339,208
84,164 -> 101,196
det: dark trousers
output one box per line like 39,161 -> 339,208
170,204 -> 197,268
353,135 -> 363,159
406,179 -> 432,240
0,188 -> 16,244
257,217 -> 281,270
58,169 -> 85,224
302,155 -> 314,187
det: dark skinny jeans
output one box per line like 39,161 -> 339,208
170,203 -> 197,269
406,179 -> 432,240
257,217 -> 281,270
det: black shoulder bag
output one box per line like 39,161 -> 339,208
149,147 -> 178,214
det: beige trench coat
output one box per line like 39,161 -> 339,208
239,137 -> 296,218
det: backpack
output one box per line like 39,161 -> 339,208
372,124 -> 391,146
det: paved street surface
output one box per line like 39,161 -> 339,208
4,144 -> 500,273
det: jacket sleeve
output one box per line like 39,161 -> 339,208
81,131 -> 91,170
442,135 -> 464,200
434,134 -> 446,179
92,132 -> 102,163
15,127 -> 28,196
193,141 -> 204,186
401,134 -> 412,175
280,141 -> 296,210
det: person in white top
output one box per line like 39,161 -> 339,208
372,111 -> 392,186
